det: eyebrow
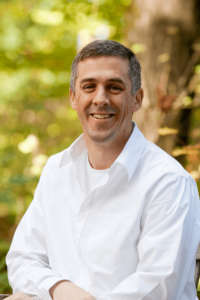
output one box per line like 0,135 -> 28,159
80,78 -> 96,84
80,77 -> 125,85
108,78 -> 125,85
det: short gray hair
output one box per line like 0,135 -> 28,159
70,40 -> 141,95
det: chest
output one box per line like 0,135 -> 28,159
42,165 -> 145,268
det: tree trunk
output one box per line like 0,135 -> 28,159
125,0 -> 200,155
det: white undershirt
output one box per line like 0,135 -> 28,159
80,149 -> 109,196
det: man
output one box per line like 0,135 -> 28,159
6,40 -> 200,300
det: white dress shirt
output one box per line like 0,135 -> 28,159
6,123 -> 200,300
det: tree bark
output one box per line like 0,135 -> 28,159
125,0 -> 200,155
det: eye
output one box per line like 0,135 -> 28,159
83,85 -> 95,90
111,86 -> 121,90
108,85 -> 122,92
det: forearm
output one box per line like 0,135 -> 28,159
49,280 -> 96,300
7,253 -> 67,300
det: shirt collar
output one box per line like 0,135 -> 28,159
59,122 -> 147,180
59,133 -> 86,167
114,122 -> 147,180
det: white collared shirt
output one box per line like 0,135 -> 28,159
6,123 -> 200,300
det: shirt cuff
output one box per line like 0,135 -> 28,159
38,276 -> 70,300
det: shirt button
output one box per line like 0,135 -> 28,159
81,213 -> 86,218
78,253 -> 82,259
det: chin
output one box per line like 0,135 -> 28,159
87,129 -> 116,144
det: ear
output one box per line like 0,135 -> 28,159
70,88 -> 77,111
132,88 -> 143,113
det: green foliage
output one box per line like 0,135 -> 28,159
0,0 -> 130,293
0,240 -> 11,293
0,259 -> 11,294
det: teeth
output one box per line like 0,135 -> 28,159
93,114 -> 112,119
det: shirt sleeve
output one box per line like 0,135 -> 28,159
97,174 -> 200,300
6,167 -> 68,300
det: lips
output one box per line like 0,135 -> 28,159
91,114 -> 114,119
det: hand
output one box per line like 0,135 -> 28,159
49,280 -> 96,300
6,292 -> 33,300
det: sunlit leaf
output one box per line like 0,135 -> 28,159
157,127 -> 178,136
183,96 -> 192,106
31,10 -> 64,26
33,154 -> 48,166
95,24 -> 110,39
189,171 -> 200,181
172,148 -> 199,157
194,85 -> 200,94
184,144 -> 200,150
157,53 -> 170,63
172,149 -> 188,157
194,65 -> 200,74
30,165 -> 43,177
66,107 -> 78,120
131,43 -> 146,54
18,135 -> 39,154
39,69 -> 57,85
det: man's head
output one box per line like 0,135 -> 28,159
70,40 -> 143,145
70,40 -> 141,95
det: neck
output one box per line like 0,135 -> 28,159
85,124 -> 134,170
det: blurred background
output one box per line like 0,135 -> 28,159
0,0 -> 200,295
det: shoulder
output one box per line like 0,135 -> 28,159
46,149 -> 66,169
37,148 -> 73,194
40,149 -> 69,182
136,140 -> 198,198
138,141 -> 200,209
142,140 -> 190,179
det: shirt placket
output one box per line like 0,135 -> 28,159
71,165 -> 94,290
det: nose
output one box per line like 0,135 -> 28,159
93,86 -> 110,106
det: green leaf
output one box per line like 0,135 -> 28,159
0,271 -> 11,293
0,241 -> 11,254
0,257 -> 6,271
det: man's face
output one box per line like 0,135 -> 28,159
70,56 -> 143,144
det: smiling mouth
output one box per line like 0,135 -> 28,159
91,114 -> 114,119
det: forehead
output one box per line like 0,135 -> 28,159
76,56 -> 130,81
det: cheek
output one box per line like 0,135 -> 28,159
121,92 -> 133,115
75,91 -> 89,121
